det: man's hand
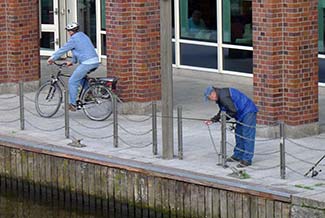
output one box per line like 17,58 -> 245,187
204,120 -> 213,125
66,61 -> 73,67
210,114 -> 220,123
47,58 -> 54,65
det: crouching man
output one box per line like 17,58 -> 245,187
204,86 -> 258,167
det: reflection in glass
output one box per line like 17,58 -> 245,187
172,0 -> 175,38
180,0 -> 217,42
172,42 -> 175,64
223,0 -> 252,46
223,48 -> 252,73
41,0 -> 54,24
180,44 -> 217,69
318,2 -> 325,54
40,32 -> 55,50
77,0 -> 97,46
101,0 -> 106,31
319,58 -> 325,83
101,34 -> 106,55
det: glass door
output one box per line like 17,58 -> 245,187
40,0 -> 101,57
40,0 -> 76,55
40,0 -> 59,56
77,0 -> 97,46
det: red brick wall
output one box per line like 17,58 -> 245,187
0,2 -> 8,83
253,0 -> 318,126
0,0 -> 39,84
106,0 -> 161,102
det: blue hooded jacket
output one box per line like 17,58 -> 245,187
50,32 -> 98,64
217,88 -> 258,121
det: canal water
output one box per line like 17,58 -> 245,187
0,178 -> 168,218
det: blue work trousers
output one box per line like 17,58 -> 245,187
69,63 -> 99,105
233,112 -> 257,164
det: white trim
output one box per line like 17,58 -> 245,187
41,50 -> 55,56
222,44 -> 253,51
179,39 -> 218,47
41,24 -> 56,32
318,54 -> 325,59
319,82 -> 325,86
173,64 -> 254,77
53,0 -> 59,50
217,0 -> 223,75
178,39 -> 254,52
221,70 -> 253,77
40,0 -> 59,56
96,0 -> 102,58
174,0 -> 180,66
173,64 -> 218,73
174,64 -> 325,87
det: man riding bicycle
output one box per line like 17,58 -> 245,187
47,22 -> 99,111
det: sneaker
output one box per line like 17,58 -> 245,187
236,160 -> 251,168
68,104 -> 77,112
226,155 -> 240,162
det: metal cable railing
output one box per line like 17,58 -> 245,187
0,118 -> 20,124
286,138 -> 325,152
0,105 -> 20,111
0,95 -> 17,100
118,123 -> 152,136
2,82 -> 325,182
118,136 -> 152,148
70,127 -> 114,140
70,117 -> 114,129
119,114 -> 152,123
226,141 -> 280,156
25,120 -> 65,132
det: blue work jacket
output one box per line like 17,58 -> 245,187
217,88 -> 258,121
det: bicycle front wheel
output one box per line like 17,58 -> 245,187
82,85 -> 113,121
35,81 -> 63,118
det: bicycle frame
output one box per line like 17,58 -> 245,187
49,63 -> 88,103
36,61 -> 119,120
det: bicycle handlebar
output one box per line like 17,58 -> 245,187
53,62 -> 68,67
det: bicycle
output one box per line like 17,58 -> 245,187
35,62 -> 119,121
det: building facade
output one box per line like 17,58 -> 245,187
0,0 -> 322,134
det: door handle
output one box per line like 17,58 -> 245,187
61,8 -> 65,15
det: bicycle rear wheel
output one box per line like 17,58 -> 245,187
81,85 -> 113,121
35,81 -> 63,117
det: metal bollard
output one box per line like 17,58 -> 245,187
113,95 -> 118,148
280,121 -> 286,179
177,105 -> 183,160
19,82 -> 25,130
64,89 -> 70,138
152,102 -> 158,155
220,112 -> 227,168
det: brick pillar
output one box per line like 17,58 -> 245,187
0,0 -> 40,92
253,0 -> 319,137
106,0 -> 161,112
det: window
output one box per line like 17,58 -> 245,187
223,0 -> 252,46
319,1 -> 325,83
77,0 -> 97,46
179,0 -> 217,42
41,0 -> 54,24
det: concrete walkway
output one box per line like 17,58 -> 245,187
0,62 -> 325,205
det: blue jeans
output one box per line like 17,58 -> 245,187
69,63 -> 99,105
233,112 -> 257,164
